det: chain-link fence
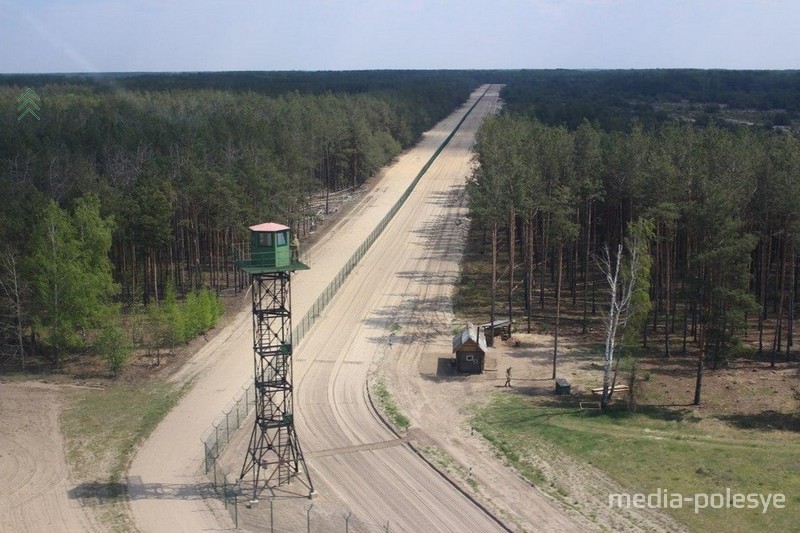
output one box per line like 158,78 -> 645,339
202,87 -> 489,527
245,502 -> 399,533
292,86 -> 488,347
203,383 -> 255,527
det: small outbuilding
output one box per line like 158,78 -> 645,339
478,318 -> 511,345
452,323 -> 487,373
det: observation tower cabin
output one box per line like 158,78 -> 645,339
238,222 -> 309,274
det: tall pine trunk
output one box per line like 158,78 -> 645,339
540,215 -> 549,310
508,209 -> 515,330
553,244 -> 563,380
694,271 -> 710,406
772,236 -> 787,367
787,239 -> 795,356
582,199 -> 592,333
525,210 -> 536,333
693,343 -> 705,406
664,227 -> 672,358
489,222 -> 498,348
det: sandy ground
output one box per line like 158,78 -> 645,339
0,381 -> 100,533
128,85 -> 524,532
385,328 -> 687,532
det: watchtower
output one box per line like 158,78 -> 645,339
238,222 -> 313,500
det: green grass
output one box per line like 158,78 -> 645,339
423,445 -> 479,490
471,393 -> 800,532
62,380 -> 189,531
422,445 -> 485,511
372,378 -> 410,430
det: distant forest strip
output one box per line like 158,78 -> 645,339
497,69 -> 800,131
0,71 -> 476,367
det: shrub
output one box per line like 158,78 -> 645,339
96,323 -> 132,377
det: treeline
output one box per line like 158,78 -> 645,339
0,71 -> 477,369
469,114 -> 800,402
0,191 -> 223,371
496,70 -> 800,131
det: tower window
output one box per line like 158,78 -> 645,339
258,233 -> 273,247
276,231 -> 288,246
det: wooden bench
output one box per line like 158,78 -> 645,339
591,385 -> 629,395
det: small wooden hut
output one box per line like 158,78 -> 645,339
452,323 -> 487,373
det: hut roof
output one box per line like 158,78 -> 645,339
452,323 -> 487,354
477,318 -> 511,329
249,222 -> 289,232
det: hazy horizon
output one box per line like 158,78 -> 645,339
1,1 -> 798,74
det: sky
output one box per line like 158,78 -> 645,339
0,0 -> 798,73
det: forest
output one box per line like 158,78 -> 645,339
468,106 -> 800,406
4,68 -> 800,379
0,71 -> 476,370
497,69 -> 800,131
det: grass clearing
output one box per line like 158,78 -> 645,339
472,393 -> 800,532
372,378 -> 410,430
62,379 -> 190,531
423,445 -> 479,490
456,201 -> 799,531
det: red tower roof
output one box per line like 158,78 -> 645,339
249,222 -> 290,232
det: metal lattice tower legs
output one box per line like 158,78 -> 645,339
239,272 -> 313,500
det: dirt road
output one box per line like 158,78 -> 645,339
282,86 -> 510,532
218,84 -> 583,532
0,382 -> 99,533
286,84 -> 581,532
128,85 -> 532,532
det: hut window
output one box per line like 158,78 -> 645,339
276,231 -> 288,247
465,354 -> 474,362
258,233 -> 273,247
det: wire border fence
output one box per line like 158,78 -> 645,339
202,87 -> 490,528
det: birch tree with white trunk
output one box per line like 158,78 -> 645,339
0,247 -> 27,368
598,219 -> 653,410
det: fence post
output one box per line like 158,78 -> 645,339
226,408 -> 230,441
233,486 -> 238,528
270,494 -> 275,533
222,474 -> 228,509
